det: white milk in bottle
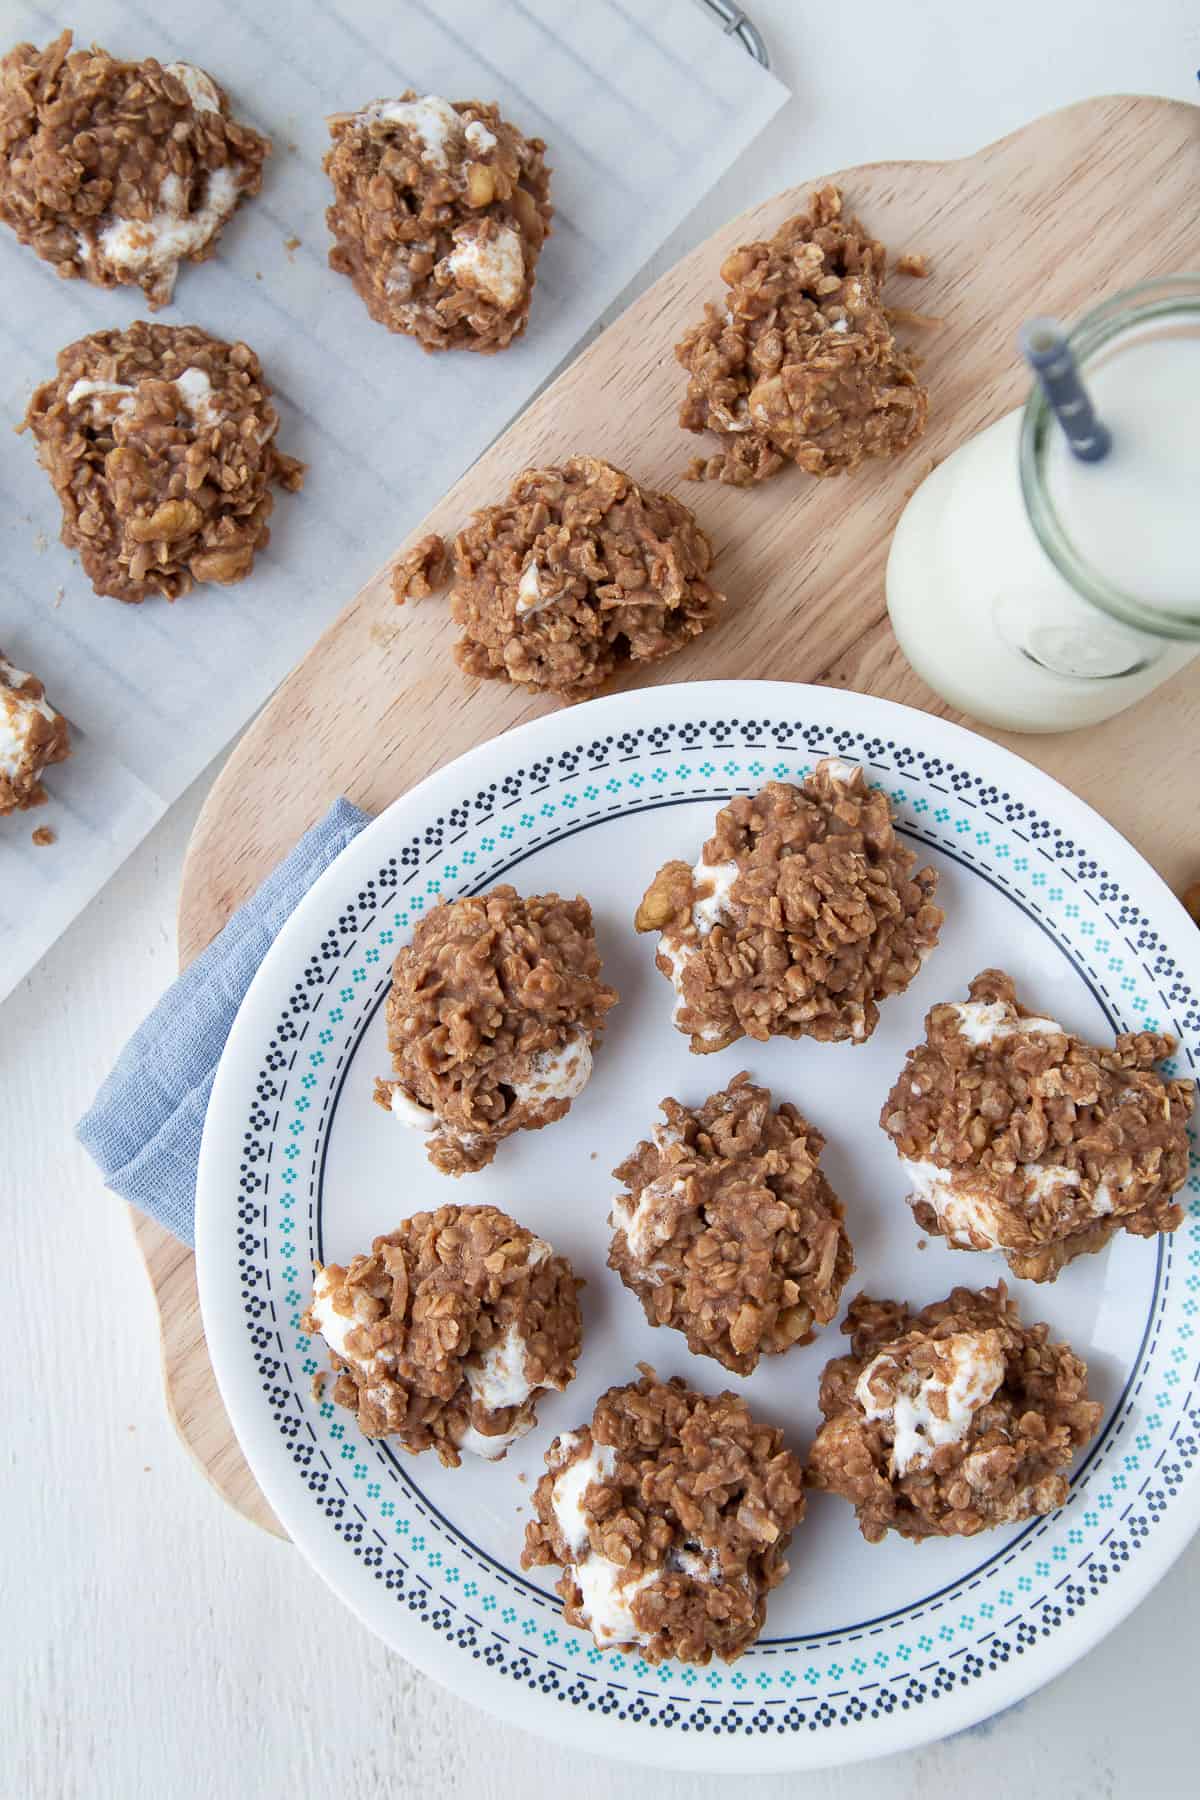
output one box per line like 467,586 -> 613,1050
886,280 -> 1200,733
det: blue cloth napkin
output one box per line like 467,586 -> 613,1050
77,798 -> 371,1247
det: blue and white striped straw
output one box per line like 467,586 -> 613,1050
1019,317 -> 1113,463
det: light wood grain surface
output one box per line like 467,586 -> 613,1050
157,95 -> 1200,1537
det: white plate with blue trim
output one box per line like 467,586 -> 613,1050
196,681 -> 1200,1772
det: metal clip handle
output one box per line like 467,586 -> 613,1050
698,0 -> 770,67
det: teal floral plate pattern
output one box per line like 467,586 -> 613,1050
196,682 -> 1200,1773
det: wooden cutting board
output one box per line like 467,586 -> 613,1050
139,95 -> 1200,1539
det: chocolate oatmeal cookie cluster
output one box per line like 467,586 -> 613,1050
807,1283 -> 1102,1541
523,1371 -> 806,1663
305,1204 -> 582,1467
881,969 -> 1194,1282
0,31 -> 268,307
609,1074 -> 853,1374
22,321 -> 304,602
325,91 -> 552,352
674,185 -> 929,487
374,885 -> 618,1174
393,457 -> 725,699
635,759 -> 943,1051
0,652 -> 70,813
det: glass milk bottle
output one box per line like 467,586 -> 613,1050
886,277 -> 1200,733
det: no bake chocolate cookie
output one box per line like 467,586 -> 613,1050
675,185 -> 929,487
0,652 -> 70,813
22,321 -> 304,602
325,91 -> 551,352
374,885 -> 617,1174
635,758 -> 943,1051
305,1204 -> 581,1467
523,1370 -> 806,1662
807,1283 -> 1101,1542
393,456 -> 724,700
609,1074 -> 853,1375
0,30 -> 268,307
880,969 -> 1195,1281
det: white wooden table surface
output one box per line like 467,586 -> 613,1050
6,4 -> 1200,1795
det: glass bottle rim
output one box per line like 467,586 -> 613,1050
1018,274 -> 1200,642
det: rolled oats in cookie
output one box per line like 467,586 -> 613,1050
324,91 -> 551,353
807,1283 -> 1101,1542
635,758 -> 943,1052
0,652 -> 70,814
373,884 -> 617,1174
22,321 -> 304,602
393,457 -> 725,701
675,185 -> 930,487
609,1073 -> 853,1375
881,969 -> 1195,1282
304,1205 -> 581,1467
0,30 -> 268,307
522,1370 -> 806,1663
